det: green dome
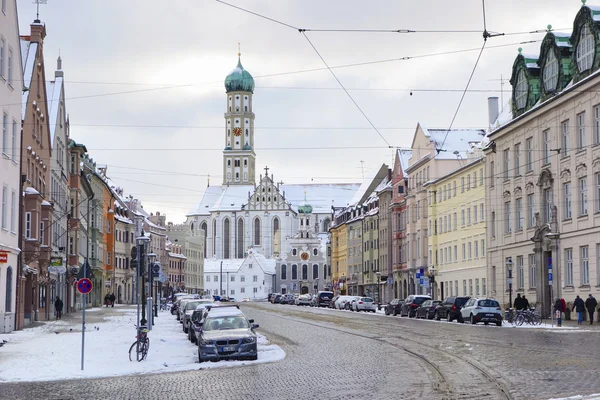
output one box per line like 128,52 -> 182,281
225,57 -> 255,93
298,203 -> 313,214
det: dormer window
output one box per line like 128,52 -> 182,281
543,50 -> 559,92
515,69 -> 528,110
577,24 -> 595,72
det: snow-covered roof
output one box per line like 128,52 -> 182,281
422,127 -> 486,160
45,77 -> 63,147
169,252 -> 187,259
21,40 -> 38,117
589,5 -> 600,21
24,187 -> 40,195
397,149 -> 412,173
204,252 -> 275,275
114,214 -> 133,224
41,200 -> 51,206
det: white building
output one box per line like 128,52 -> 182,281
166,222 -> 205,294
204,251 -> 275,300
0,0 -> 23,333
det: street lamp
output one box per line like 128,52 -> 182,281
375,271 -> 382,305
136,233 -> 150,327
428,266 -> 437,300
506,257 -> 514,309
147,253 -> 157,326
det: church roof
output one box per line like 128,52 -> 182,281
204,251 -> 275,274
225,57 -> 255,93
46,76 -> 63,148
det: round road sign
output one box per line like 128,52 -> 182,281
77,278 -> 93,294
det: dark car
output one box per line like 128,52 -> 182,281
434,296 -> 471,322
197,310 -> 259,362
400,295 -> 432,318
384,299 -> 404,316
415,299 -> 442,319
328,295 -> 340,308
314,291 -> 334,307
271,294 -> 282,304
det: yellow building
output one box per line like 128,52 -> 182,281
330,223 -> 348,295
425,151 -> 487,301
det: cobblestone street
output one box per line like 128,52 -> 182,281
1,303 -> 599,400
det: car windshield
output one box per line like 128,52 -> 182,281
204,316 -> 249,331
186,301 -> 203,310
414,297 -> 429,305
361,297 -> 373,302
456,298 -> 470,307
478,299 -> 500,308
320,293 -> 334,299
422,300 -> 431,307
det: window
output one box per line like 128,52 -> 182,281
577,112 -> 586,150
214,275 -> 219,282
579,177 -> 588,216
11,120 -> 16,160
504,148 -> 510,179
473,171 -> 477,188
253,275 -> 258,282
564,182 -> 572,219
462,243 -> 466,261
544,49 -> 559,91
1,0 -> 6,14
240,287 -> 245,293
527,193 -> 535,227
515,69 -> 528,109
461,177 -> 465,192
562,120 -> 569,157
205,275 -> 210,282
2,113 -> 7,155
480,203 -> 484,221
468,242 -> 472,259
482,278 -> 487,296
453,213 -> 457,230
597,173 -> 600,212
481,239 -> 485,256
240,275 -> 245,282
230,289 -> 235,295
253,218 -> 261,245
463,280 -> 467,296
491,211 -> 496,237
0,185 -> 5,230
230,275 -> 235,282
543,130 -> 550,164
490,161 -> 495,187
595,105 -> 600,145
10,190 -> 15,232
505,201 -> 512,233
467,174 -> 471,190
453,181 -> 457,196
544,188 -> 553,223
467,208 -> 471,225
312,264 -> 319,279
577,24 -> 595,72
473,206 -> 478,223
454,245 -> 458,262
516,198 -> 523,231
40,221 -> 44,245
565,248 -> 573,286
25,212 -> 31,238
528,254 -> 536,288
581,246 -> 590,285
281,265 -> 287,280
526,137 -> 533,172
517,256 -> 524,289
7,48 -> 11,85
253,287 -> 258,293
515,144 -> 521,176
0,38 -> 4,78
292,264 -> 297,280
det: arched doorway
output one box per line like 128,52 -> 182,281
394,280 -> 398,298
117,285 -> 122,304
402,279 -> 407,299
301,286 -> 309,294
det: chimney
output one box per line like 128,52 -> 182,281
29,21 -> 46,44
487,97 -> 499,129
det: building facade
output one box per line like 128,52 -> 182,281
0,0 -> 23,333
486,4 -> 600,316
390,150 -> 411,299
166,222 -> 205,294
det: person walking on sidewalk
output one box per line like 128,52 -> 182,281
109,293 -> 116,308
513,293 -> 524,310
573,295 -> 586,324
54,297 -> 63,320
104,293 -> 110,307
522,295 -> 530,310
554,298 -> 563,327
585,294 -> 598,325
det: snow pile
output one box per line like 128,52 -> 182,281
0,306 -> 285,382
549,394 -> 600,400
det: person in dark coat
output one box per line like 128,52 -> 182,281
109,293 -> 116,307
104,293 -> 110,307
513,293 -> 524,310
585,294 -> 598,325
54,297 -> 63,320
572,295 -> 586,324
522,295 -> 530,310
554,298 -> 563,327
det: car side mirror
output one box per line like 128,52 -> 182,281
252,324 -> 259,329
248,319 -> 254,324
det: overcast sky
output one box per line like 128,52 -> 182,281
17,0 -> 582,222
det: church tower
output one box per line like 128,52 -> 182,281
223,50 -> 256,186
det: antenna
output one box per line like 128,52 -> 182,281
488,74 -> 509,111
33,0 -> 47,21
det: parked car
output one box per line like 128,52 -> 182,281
241,298 -> 251,302
313,291 -> 334,307
182,300 -> 213,333
434,296 -> 471,322
351,297 -> 377,312
177,298 -> 196,321
296,294 -> 312,306
334,295 -> 356,310
197,309 -> 259,362
400,295 -> 432,318
192,304 -> 241,344
460,298 -> 503,326
279,294 -> 293,304
384,299 -> 404,316
415,300 -> 442,319
188,303 -> 214,343
328,295 -> 340,308
271,294 -> 282,304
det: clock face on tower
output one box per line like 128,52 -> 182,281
233,127 -> 242,136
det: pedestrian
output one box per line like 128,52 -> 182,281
560,298 -> 567,313
554,298 -> 563,327
104,293 -> 110,307
54,296 -> 63,320
572,295 -> 586,324
513,293 -> 524,310
109,293 -> 116,308
585,294 -> 598,325
522,295 -> 530,310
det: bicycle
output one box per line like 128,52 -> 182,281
129,326 -> 150,362
504,308 -> 516,324
514,308 -> 542,326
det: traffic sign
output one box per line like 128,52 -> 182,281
77,278 -> 93,294
152,263 -> 160,278
130,246 -> 138,260
387,277 -> 393,285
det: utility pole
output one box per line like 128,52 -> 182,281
220,261 -> 223,297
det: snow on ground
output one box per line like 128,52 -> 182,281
0,306 -> 285,382
549,394 -> 600,400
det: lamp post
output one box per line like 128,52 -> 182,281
375,271 -> 382,305
136,233 -> 150,327
147,253 -> 157,327
506,258 -> 514,309
428,267 -> 436,300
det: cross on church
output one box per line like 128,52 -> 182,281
33,0 -> 47,20
264,166 -> 269,175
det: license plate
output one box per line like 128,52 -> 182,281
221,346 -> 236,352
485,314 -> 494,317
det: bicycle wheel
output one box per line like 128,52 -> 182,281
515,314 -> 525,326
532,314 -> 542,325
139,339 -> 149,361
128,341 -> 138,362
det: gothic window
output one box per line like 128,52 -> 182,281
235,172 -> 239,180
322,218 -> 331,232
313,264 -> 319,279
292,248 -> 297,256
515,69 -> 528,110
272,217 -> 280,254
253,218 -> 261,246
223,218 -> 230,259
543,49 -> 559,92
281,264 -> 287,280
313,248 -> 318,256
237,218 -> 244,258
302,264 -> 308,280
577,24 -> 595,72
201,222 -> 207,258
292,264 -> 298,280
212,219 -> 216,257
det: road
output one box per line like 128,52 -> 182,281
1,303 -> 599,400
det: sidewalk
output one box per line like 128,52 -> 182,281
0,304 -> 284,382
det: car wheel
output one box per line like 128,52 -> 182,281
435,311 -> 440,321
458,315 -> 464,324
392,309 -> 397,316
484,322 -> 489,326
470,314 -> 476,325
447,313 -> 452,322
250,355 -> 258,361
198,351 -> 205,363
496,321 -> 502,327
425,311 -> 430,319
385,309 -> 389,316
